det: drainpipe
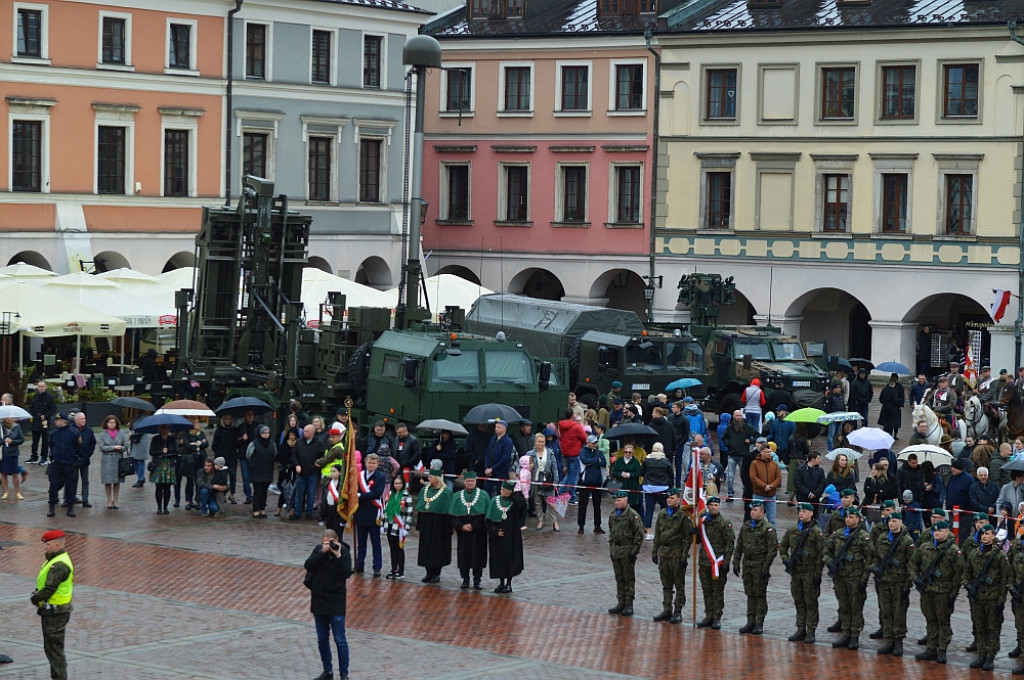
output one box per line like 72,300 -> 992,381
644,27 -> 660,323
225,0 -> 244,206
1009,22 -> 1024,367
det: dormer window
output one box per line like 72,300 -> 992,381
470,0 -> 486,18
600,0 -> 623,15
639,0 -> 657,12
598,0 -> 655,16
507,0 -> 523,17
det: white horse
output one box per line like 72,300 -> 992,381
911,403 -> 964,443
962,395 -> 992,440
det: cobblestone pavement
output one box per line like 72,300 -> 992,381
0,402 -> 1005,678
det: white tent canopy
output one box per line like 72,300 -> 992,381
41,273 -> 176,328
0,280 -> 126,337
0,263 -> 56,279
384,274 -> 493,319
301,268 -> 392,327
97,268 -> 161,284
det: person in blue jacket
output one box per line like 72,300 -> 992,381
767,405 -> 797,502
483,420 -> 515,496
354,453 -> 388,577
70,412 -> 96,509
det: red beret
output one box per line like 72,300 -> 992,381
328,428 -> 343,436
41,530 -> 65,542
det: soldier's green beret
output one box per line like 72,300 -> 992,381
841,488 -> 856,497
934,520 -> 950,529
931,508 -> 946,518
846,508 -> 862,517
888,512 -> 903,520
613,490 -> 629,499
880,500 -> 897,509
667,487 -> 682,497
797,502 -> 814,512
707,496 -> 721,504
974,512 -> 989,522
749,500 -> 764,509
981,524 -> 995,533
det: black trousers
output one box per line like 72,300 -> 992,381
32,429 -> 50,461
387,533 -> 406,574
47,464 -> 77,506
577,487 -> 603,528
252,481 -> 270,512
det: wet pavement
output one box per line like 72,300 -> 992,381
0,402 -> 1007,679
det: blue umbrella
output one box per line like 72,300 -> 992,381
132,413 -> 193,434
876,361 -> 911,375
665,377 -> 702,391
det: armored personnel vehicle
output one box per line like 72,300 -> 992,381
465,294 -> 706,401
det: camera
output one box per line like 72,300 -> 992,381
329,540 -> 339,550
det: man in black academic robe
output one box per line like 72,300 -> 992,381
415,468 -> 453,583
487,480 -> 528,593
449,471 -> 490,590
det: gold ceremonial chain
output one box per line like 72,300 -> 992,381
459,489 -> 480,511
423,484 -> 445,509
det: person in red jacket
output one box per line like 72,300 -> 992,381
557,410 -> 587,504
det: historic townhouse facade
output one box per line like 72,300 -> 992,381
654,0 -> 1024,369
421,0 -> 679,319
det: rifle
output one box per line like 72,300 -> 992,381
964,548 -> 1001,602
1010,581 -> 1024,606
870,532 -> 904,582
913,540 -> 955,593
826,530 -> 859,579
784,524 -> 813,575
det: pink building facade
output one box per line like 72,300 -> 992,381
422,5 -> 661,312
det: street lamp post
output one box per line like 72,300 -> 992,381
642,274 -> 662,321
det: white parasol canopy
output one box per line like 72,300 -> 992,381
0,279 -> 126,337
0,263 -> 56,279
41,273 -> 176,328
300,268 -> 391,327
383,274 -> 492,318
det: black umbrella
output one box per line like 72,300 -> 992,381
132,413 -> 193,434
848,357 -> 875,371
1002,459 -> 1024,472
463,403 -> 523,425
604,422 -> 659,439
215,396 -> 273,417
830,356 -> 854,372
110,396 -> 156,412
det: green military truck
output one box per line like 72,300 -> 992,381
465,294 -> 706,402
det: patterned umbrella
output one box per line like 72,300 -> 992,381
816,411 -> 864,425
825,447 -> 862,461
896,444 -> 952,466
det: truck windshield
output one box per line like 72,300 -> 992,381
484,351 -> 533,385
732,339 -> 772,361
664,340 -> 704,369
770,341 -> 806,361
432,350 -> 480,384
625,342 -> 663,369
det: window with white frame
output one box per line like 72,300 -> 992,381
611,62 -> 645,112
440,163 -> 470,221
498,163 -> 529,222
811,154 -> 857,232
870,153 -> 916,234
556,62 -> 591,113
166,19 -> 197,73
443,64 -> 474,114
13,3 -> 48,62
302,117 -> 344,202
243,132 -> 269,179
555,164 -> 588,223
160,108 -> 201,197
363,34 -> 383,88
93,103 -> 137,195
311,29 -> 334,84
933,153 -> 980,236
245,22 -> 268,80
500,63 -> 533,113
358,137 -> 384,203
98,12 -> 132,68
696,153 -> 738,229
8,97 -> 52,192
611,164 -> 642,224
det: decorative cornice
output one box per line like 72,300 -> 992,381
92,102 -> 141,113
932,153 -> 985,161
549,145 -> 595,153
6,96 -> 56,108
602,144 -> 649,152
749,152 -> 802,162
868,153 -> 919,160
433,145 -> 478,153
491,145 -> 537,153
809,154 -> 858,161
158,107 -> 205,117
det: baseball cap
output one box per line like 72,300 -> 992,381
586,434 -> 598,444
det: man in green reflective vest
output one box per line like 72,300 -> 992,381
31,529 -> 74,680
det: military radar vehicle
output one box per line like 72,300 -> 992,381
677,273 -> 828,413
173,176 -> 566,429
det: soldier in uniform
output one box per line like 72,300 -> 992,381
31,529 -> 74,680
962,511 -> 990,654
823,507 -> 874,650
824,488 -> 859,634
909,520 -> 964,664
867,499 -> 897,640
607,489 -> 644,617
1011,535 -> 1024,675
696,496 -> 735,630
871,511 -> 915,656
780,502 -> 824,643
651,487 -> 695,624
732,499 -> 777,635
963,524 -> 1012,670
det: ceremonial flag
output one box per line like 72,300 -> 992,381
990,289 -> 1011,323
338,424 -> 360,527
682,458 -> 706,515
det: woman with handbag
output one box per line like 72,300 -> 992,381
0,416 -> 25,501
179,417 -> 209,510
99,415 -> 131,509
149,424 -> 178,515
532,433 -> 561,531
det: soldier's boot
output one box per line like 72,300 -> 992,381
847,636 -> 859,650
788,629 -> 807,642
696,617 -> 714,628
831,636 -> 851,649
669,610 -> 683,624
917,636 -> 928,645
738,619 -> 755,634
936,649 -> 947,664
915,648 -> 938,661
982,657 -> 995,671
607,603 -> 624,615
967,639 -> 978,652
892,639 -> 904,657
46,503 -> 55,517
869,627 -> 884,639
620,603 -> 634,617
710,618 -> 722,630
751,622 -> 764,635
1013,661 -> 1024,675
652,610 -> 672,622
804,629 -> 816,644
827,620 -> 843,633
1011,644 -> 1023,658
877,639 -> 895,655
970,655 -> 986,669
66,503 -> 75,517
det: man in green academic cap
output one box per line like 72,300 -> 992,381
608,489 -> 644,616
486,480 -> 527,593
415,467 -> 453,584
652,488 -> 695,624
449,471 -> 490,590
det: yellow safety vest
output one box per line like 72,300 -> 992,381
320,443 -> 347,478
36,551 -> 74,606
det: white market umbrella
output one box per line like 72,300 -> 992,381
845,427 -> 895,451
383,274 -> 493,319
158,267 -> 196,291
97,268 -> 161,284
42,273 -> 176,328
0,263 -> 56,279
301,268 -> 391,327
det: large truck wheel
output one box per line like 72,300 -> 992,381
346,342 -> 373,391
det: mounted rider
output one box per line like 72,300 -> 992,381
928,375 -> 957,432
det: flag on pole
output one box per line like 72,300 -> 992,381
990,289 -> 1011,323
964,342 -> 976,386
338,427 -> 361,527
682,460 -> 706,515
